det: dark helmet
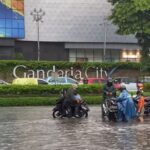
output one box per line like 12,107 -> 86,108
107,77 -> 113,86
108,77 -> 113,83
136,90 -> 143,95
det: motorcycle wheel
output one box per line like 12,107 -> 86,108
101,104 -> 109,121
83,111 -> 88,118
52,110 -> 62,118
77,109 -> 88,118
64,106 -> 73,118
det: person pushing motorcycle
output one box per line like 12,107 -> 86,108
102,77 -> 116,101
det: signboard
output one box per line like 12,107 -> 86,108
13,65 -> 108,80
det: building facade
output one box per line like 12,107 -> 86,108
0,0 -> 141,62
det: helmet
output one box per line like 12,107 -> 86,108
107,77 -> 113,86
136,90 -> 143,95
107,77 -> 113,83
120,83 -> 126,90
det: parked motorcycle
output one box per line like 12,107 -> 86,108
144,97 -> 150,115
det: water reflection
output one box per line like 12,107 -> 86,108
0,106 -> 150,150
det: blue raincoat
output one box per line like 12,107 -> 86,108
116,90 -> 136,122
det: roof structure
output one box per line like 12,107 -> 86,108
23,0 -> 137,43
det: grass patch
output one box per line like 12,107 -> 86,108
0,97 -> 56,106
0,95 -> 102,106
0,92 -> 149,106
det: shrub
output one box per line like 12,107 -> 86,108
0,84 -> 103,96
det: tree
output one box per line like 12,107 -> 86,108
108,0 -> 150,64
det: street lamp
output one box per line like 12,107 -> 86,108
100,20 -> 109,62
30,8 -> 45,61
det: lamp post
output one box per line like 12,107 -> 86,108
103,20 -> 107,62
30,8 -> 45,61
100,20 -> 109,62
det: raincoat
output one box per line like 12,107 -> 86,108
116,90 -> 136,122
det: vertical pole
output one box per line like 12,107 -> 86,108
37,20 -> 40,61
31,9 -> 45,61
103,21 -> 107,62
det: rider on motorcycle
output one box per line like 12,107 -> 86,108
62,84 -> 81,116
103,77 -> 116,101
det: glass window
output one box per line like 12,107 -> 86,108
6,19 -> 12,28
0,19 -> 5,28
18,19 -> 24,28
0,28 -> 5,37
0,0 -> 24,38
57,78 -> 66,83
38,80 -> 48,85
67,78 -> 76,84
18,29 -> 24,38
0,5 -> 5,18
12,19 -> 18,28
5,10 -> 12,18
6,28 -> 12,37
77,49 -> 84,57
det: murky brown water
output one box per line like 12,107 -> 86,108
0,106 -> 150,150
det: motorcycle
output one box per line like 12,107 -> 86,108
101,92 -> 118,121
144,97 -> 150,115
52,100 -> 72,118
52,99 -> 89,118
52,89 -> 89,118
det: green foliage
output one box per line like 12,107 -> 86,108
0,60 -> 145,82
144,83 -> 150,92
0,83 -> 149,96
83,95 -> 102,104
0,97 -> 56,106
108,0 -> 150,62
0,60 -> 142,71
109,0 -> 150,34
0,95 -> 102,106
0,83 -> 150,97
0,84 -> 103,96
78,84 -> 102,94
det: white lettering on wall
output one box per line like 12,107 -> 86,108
85,66 -> 108,79
46,66 -> 56,77
13,65 -> 108,79
13,65 -> 27,78
26,70 -> 34,78
37,70 -> 45,78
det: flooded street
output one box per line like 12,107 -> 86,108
0,106 -> 150,150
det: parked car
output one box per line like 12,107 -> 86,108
139,76 -> 150,83
12,78 -> 49,85
0,79 -> 10,85
80,78 -> 107,85
37,79 -> 49,85
45,76 -> 79,85
113,77 -> 141,92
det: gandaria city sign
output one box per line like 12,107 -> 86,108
13,65 -> 108,80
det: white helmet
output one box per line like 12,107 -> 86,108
120,83 -> 126,90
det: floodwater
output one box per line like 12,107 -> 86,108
0,106 -> 150,150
